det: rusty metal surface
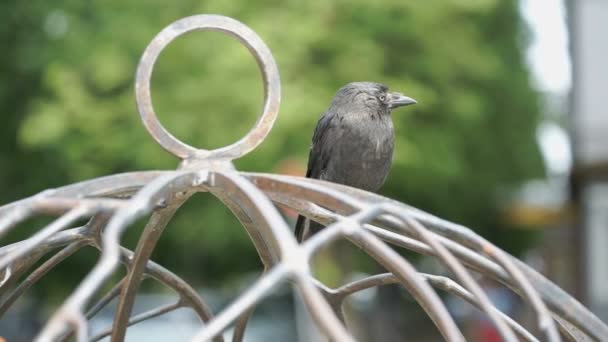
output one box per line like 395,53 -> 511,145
135,14 -> 280,161
0,13 -> 606,342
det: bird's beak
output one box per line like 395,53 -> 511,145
388,92 -> 417,109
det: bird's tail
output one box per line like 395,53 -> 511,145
294,214 -> 307,243
294,215 -> 323,242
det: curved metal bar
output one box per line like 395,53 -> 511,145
552,315 -> 594,342
484,244 -> 561,341
111,194 -> 192,342
511,259 -> 598,339
231,267 -> 273,342
0,226 -> 89,259
0,171 -> 168,216
135,15 -> 281,160
376,206 -> 560,341
191,265 -> 288,342
0,204 -> 33,239
292,270 -> 356,342
92,224 -> 218,332
72,312 -> 88,342
206,171 -> 354,340
207,171 -> 300,266
298,174 -> 605,339
300,207 -> 386,256
383,207 -> 518,341
0,215 -> 218,341
349,229 -> 465,341
0,214 -> 108,304
0,198 -> 122,240
311,278 -> 347,323
246,173 -> 364,215
122,248 -> 217,328
269,196 -> 509,298
301,210 -> 465,341
0,216 -> 109,302
246,173 -> 599,340
332,273 -> 539,342
349,193 -> 561,341
59,231 -> 221,341
0,207 -> 91,270
0,241 -> 87,317
246,175 -> 465,337
0,265 -> 10,288
85,278 -> 126,320
248,180 -> 508,285
36,171 -> 200,341
67,244 -> 220,341
276,199 -> 587,341
298,204 -> 511,340
90,301 -> 183,342
231,306 -> 255,342
0,230 -> 81,298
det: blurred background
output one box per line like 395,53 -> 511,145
0,0 -> 606,341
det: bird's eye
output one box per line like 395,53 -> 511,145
379,95 -> 386,102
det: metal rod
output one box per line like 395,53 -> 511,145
90,301 -> 183,342
0,241 -> 86,317
332,272 -> 539,342
36,172 -> 198,341
0,206 -> 91,270
190,265 -> 287,342
111,193 -> 191,342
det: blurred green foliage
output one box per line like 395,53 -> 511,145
0,0 -> 543,291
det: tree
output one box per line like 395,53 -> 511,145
0,0 -> 543,290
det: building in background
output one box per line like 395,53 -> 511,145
569,0 -> 608,321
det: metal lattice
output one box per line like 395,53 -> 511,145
0,14 -> 605,342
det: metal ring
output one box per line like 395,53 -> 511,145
135,14 -> 281,160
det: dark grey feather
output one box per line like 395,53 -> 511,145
295,82 -> 416,242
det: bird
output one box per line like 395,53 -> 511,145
294,82 -> 416,242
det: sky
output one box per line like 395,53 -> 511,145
520,0 -> 572,174
520,0 -> 571,94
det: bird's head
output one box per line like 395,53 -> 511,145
330,82 -> 416,116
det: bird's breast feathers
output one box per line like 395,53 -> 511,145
321,115 -> 394,191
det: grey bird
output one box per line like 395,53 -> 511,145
295,82 -> 416,242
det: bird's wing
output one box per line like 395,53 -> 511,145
295,112 -> 337,242
305,112 -> 337,179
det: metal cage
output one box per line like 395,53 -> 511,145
0,14 -> 605,342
